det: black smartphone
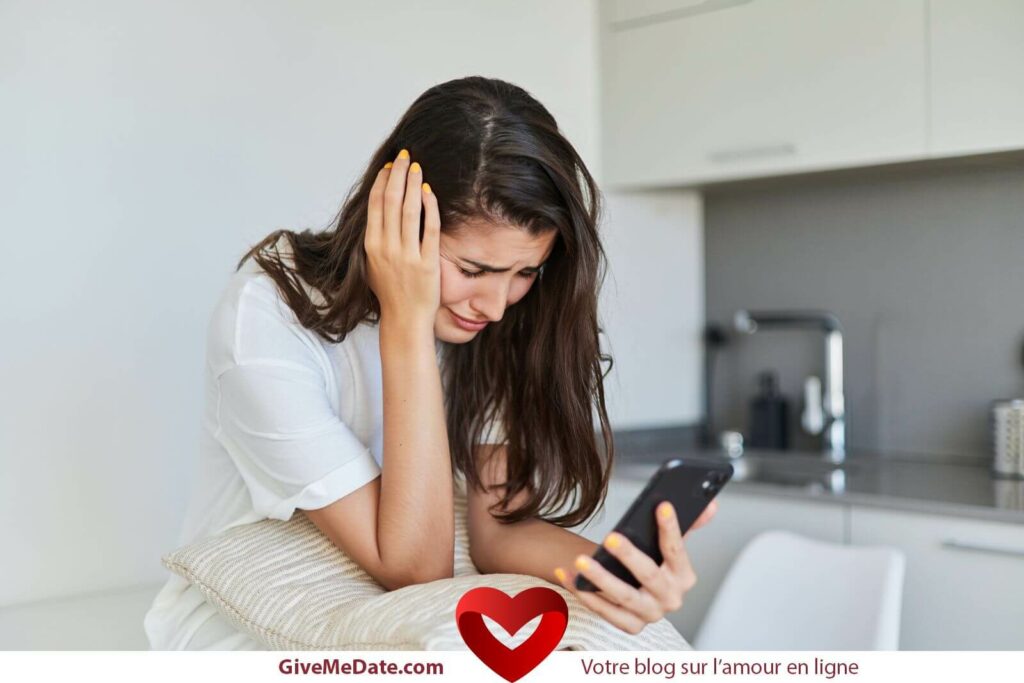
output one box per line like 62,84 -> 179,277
575,456 -> 733,592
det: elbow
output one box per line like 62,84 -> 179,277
410,553 -> 456,586
382,560 -> 454,591
468,526 -> 497,575
468,548 -> 489,575
379,542 -> 455,591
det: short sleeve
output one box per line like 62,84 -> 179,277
215,360 -> 381,521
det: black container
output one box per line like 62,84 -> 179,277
748,370 -> 790,450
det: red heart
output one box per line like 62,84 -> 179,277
455,586 -> 568,682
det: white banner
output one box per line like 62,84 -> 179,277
1,651 -> 1022,683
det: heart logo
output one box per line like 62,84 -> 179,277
455,586 -> 568,682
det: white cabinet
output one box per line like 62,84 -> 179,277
928,0 -> 1024,156
600,0 -> 928,187
850,506 -> 1024,650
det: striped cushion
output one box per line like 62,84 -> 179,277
162,476 -> 692,651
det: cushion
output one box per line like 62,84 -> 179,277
161,475 -> 692,651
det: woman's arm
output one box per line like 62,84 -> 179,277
376,317 -> 455,580
472,516 -> 600,583
467,444 -> 595,582
307,151 -> 454,589
303,316 -> 454,591
372,151 -> 454,582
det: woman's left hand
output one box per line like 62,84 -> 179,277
554,499 -> 718,635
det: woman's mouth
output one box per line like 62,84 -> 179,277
449,309 -> 488,331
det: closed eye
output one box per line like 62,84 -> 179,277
459,267 -> 538,280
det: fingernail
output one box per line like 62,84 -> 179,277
604,533 -> 621,549
658,502 -> 674,520
398,149 -> 409,160
384,162 -> 393,169
554,567 -> 567,583
422,182 -> 432,194
410,161 -> 421,174
575,556 -> 590,572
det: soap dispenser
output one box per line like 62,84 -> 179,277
748,370 -> 790,450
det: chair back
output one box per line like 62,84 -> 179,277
694,530 -> 905,650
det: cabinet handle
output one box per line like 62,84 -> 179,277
941,539 -> 1024,559
707,143 -> 797,163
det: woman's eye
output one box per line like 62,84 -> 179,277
458,268 -> 538,279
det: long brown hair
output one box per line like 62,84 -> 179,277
237,76 -> 614,527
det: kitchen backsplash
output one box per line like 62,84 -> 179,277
704,160 -> 1024,459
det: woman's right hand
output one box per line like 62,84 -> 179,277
364,148 -> 442,332
554,500 -> 718,636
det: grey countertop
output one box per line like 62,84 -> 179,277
612,447 -> 1024,525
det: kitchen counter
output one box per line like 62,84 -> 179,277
612,447 -> 1024,525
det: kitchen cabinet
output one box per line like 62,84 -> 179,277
581,467 -> 1024,648
599,0 -> 928,187
849,506 -> 1024,650
928,0 -> 1024,156
577,478 -> 847,642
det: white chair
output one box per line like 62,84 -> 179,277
694,530 -> 905,651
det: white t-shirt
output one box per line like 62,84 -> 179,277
143,241 -> 504,650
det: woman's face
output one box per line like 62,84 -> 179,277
434,219 -> 557,343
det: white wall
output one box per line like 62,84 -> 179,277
0,0 -> 703,606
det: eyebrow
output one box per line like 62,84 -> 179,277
459,257 -> 547,273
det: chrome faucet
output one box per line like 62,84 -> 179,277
733,309 -> 846,463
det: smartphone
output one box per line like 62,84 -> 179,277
575,456 -> 733,592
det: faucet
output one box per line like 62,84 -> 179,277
733,309 -> 846,463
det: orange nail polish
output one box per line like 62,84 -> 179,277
422,182 -> 432,194
384,162 -> 393,169
575,556 -> 590,572
658,502 -> 673,520
554,567 -> 567,583
604,533 -> 621,549
398,149 -> 409,160
410,161 -> 421,173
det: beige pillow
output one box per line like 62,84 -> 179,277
162,476 -> 692,651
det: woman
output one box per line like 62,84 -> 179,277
144,76 -> 716,650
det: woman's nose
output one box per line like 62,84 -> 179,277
471,280 -> 511,322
